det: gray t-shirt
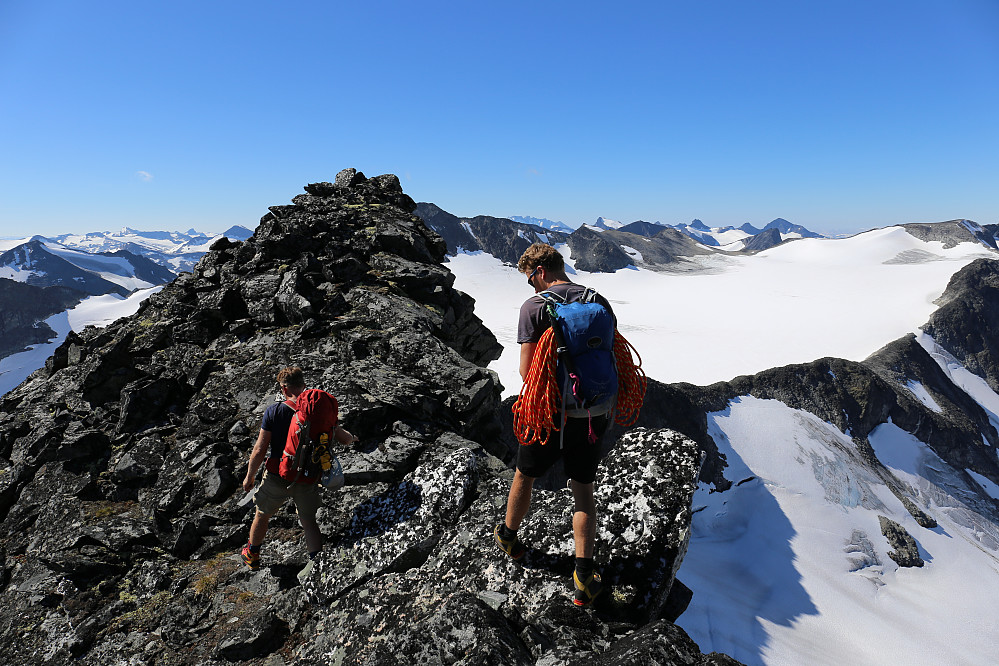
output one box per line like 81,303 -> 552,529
516,282 -> 616,344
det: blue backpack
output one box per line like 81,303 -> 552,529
539,288 -> 618,411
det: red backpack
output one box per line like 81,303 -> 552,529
278,389 -> 339,484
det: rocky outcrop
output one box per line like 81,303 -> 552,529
740,227 -> 783,253
414,202 -> 481,255
296,428 -> 708,664
878,516 -> 924,567
923,258 -> 999,393
567,226 -> 635,272
415,204 -> 570,266
0,170 -> 733,665
903,219 -> 996,249
466,215 -> 568,265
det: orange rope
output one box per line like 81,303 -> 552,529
612,330 -> 646,427
511,328 -> 560,447
511,327 -> 647,445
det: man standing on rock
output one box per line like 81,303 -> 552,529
240,366 -> 356,570
494,243 -> 616,607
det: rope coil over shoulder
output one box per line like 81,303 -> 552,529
511,327 -> 647,447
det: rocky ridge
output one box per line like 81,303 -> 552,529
0,170 -> 731,665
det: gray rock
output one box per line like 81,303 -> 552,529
878,515 -> 924,567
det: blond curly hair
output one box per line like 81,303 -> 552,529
517,243 -> 565,275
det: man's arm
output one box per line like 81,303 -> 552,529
243,429 -> 271,491
334,425 -> 358,446
519,342 -> 537,381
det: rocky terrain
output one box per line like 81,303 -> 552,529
0,170 -> 735,665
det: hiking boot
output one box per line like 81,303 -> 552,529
241,545 -> 260,570
573,568 -> 604,607
297,559 -> 314,583
494,524 -> 526,560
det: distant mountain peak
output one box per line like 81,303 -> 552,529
222,225 -> 253,241
594,216 -> 625,230
507,215 -> 575,232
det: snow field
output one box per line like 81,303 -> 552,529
677,397 -> 999,665
447,228 -> 994,397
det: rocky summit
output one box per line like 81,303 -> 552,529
0,170 -> 732,665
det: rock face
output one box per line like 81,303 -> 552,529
566,226 -> 635,273
923,258 -> 999,393
878,515 -> 924,567
740,227 -> 783,253
0,170 -> 733,665
903,219 -> 996,249
415,204 -> 570,265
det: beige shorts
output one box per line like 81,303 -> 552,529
254,471 -> 321,521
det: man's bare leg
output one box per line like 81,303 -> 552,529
570,480 -> 596,558
504,469 -> 536,530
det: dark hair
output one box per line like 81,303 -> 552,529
517,243 -> 565,274
276,366 -> 305,389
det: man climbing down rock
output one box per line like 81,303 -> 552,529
240,366 -> 357,570
496,243 -> 646,607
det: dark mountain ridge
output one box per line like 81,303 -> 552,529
0,278 -> 85,357
415,204 -> 829,272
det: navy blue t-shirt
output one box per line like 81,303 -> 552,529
261,400 -> 295,471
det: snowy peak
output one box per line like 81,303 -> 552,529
507,215 -> 575,233
593,216 -> 626,230
0,238 -> 175,296
49,226 -> 251,273
763,217 -> 822,238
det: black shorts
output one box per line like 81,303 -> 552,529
516,415 -> 609,484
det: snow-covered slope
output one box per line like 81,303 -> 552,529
448,226 -> 995,398
677,394 -> 999,665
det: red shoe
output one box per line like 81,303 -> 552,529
241,545 -> 260,570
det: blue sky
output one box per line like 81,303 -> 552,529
1,0 -> 997,237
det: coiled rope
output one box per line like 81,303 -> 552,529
511,327 -> 647,446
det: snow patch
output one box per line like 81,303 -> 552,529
966,469 -> 999,501
905,380 -> 943,413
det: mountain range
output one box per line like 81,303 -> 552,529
0,226 -> 253,378
1,172 -> 998,664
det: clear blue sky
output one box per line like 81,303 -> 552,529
2,0 -> 997,237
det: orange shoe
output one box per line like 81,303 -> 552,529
241,545 -> 260,570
